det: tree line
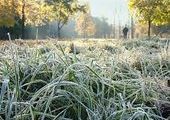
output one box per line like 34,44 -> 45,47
0,0 -> 112,40
0,0 -> 169,40
129,0 -> 170,38
0,0 -> 86,39
2,15 -> 112,39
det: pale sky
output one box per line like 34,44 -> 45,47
81,0 -> 130,25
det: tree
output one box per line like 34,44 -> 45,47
24,2 -> 53,39
0,0 -> 86,39
17,0 -> 53,39
129,0 -> 170,38
95,17 -> 112,38
49,0 -> 86,38
17,0 -> 26,39
21,0 -> 25,39
76,12 -> 96,39
0,0 -> 16,27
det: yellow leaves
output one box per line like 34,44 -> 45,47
0,17 -> 15,27
128,0 -> 170,26
0,0 -> 54,27
76,13 -> 96,36
16,0 -> 54,26
52,2 -> 70,22
0,0 -> 16,27
25,2 -> 54,26
128,0 -> 137,9
0,0 -> 87,28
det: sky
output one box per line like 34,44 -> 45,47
81,0 -> 131,25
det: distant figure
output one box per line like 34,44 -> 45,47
123,26 -> 129,39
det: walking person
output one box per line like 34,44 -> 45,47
123,25 -> 129,39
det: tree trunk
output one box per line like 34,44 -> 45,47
83,30 -> 86,40
58,29 -> 61,39
113,24 -> 116,39
83,19 -> 87,40
113,17 -> 116,39
21,0 -> 25,39
36,27 -> 39,40
57,23 -> 61,39
131,16 -> 134,39
118,22 -> 121,39
148,19 -> 151,39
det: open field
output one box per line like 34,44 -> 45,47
0,38 -> 170,120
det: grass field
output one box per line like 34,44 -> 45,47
0,38 -> 170,120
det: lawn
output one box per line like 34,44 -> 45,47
0,38 -> 169,120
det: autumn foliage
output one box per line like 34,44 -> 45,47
0,0 -> 86,39
76,13 -> 96,38
129,0 -> 170,37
